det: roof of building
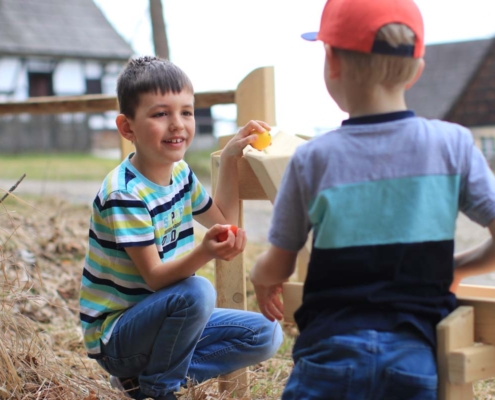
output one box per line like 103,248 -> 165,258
406,38 -> 495,120
0,0 -> 134,61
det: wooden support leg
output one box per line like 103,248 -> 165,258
437,306 -> 475,400
214,202 -> 249,398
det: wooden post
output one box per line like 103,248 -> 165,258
236,66 -> 276,127
437,306 -> 474,400
212,66 -> 277,398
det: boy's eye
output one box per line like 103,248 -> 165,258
153,112 -> 166,117
183,111 -> 194,116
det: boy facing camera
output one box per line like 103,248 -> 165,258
79,57 -> 283,400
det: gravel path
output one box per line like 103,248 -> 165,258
2,178 -> 493,285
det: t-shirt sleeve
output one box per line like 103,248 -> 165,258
188,168 -> 212,215
97,190 -> 155,248
459,139 -> 495,227
268,151 -> 311,252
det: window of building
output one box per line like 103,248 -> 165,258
194,107 -> 213,135
28,72 -> 53,97
86,78 -> 102,95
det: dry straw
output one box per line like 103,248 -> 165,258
0,187 -> 293,399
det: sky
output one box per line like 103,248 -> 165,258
93,0 -> 495,136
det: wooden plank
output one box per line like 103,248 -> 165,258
0,90 -> 235,115
282,282 -> 303,323
457,284 -> 495,299
211,151 -> 268,201
448,344 -> 495,384
244,131 -> 307,203
236,66 -> 276,127
437,306 -> 474,400
211,151 -> 249,397
0,94 -> 118,115
458,296 -> 495,345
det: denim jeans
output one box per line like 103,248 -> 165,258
282,329 -> 437,400
96,275 -> 283,398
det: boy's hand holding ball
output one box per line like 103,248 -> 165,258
216,225 -> 239,242
250,130 -> 272,151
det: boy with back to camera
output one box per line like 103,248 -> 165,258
78,56 -> 283,400
250,0 -> 495,399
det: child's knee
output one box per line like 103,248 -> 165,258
257,318 -> 284,360
186,276 -> 216,316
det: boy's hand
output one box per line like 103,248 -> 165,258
252,282 -> 284,322
201,224 -> 246,261
221,120 -> 271,159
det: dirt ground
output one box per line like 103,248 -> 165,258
1,177 -> 493,286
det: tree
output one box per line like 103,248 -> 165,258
149,0 -> 170,60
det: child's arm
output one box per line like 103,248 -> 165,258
125,223 -> 247,291
194,120 -> 270,228
250,245 -> 298,321
451,219 -> 495,292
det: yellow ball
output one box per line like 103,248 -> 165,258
251,130 -> 271,151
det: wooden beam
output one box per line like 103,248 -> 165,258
437,306 -> 474,400
0,94 -> 118,115
448,344 -> 495,384
282,282 -> 303,323
0,90 -> 236,115
458,296 -> 495,345
211,151 -> 249,397
457,284 -> 495,299
236,66 -> 276,127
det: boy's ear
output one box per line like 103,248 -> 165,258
116,114 -> 135,142
324,44 -> 341,79
406,59 -> 425,90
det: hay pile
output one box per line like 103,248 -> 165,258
0,195 -> 123,399
0,195 -> 294,399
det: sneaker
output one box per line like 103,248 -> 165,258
110,375 -> 141,399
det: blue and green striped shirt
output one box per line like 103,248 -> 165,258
79,155 -> 211,357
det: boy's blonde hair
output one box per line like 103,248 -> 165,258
334,24 -> 421,86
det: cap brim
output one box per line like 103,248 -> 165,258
301,32 -> 318,41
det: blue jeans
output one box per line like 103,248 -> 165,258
96,276 -> 283,398
282,329 -> 437,400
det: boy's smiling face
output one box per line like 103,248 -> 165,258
126,90 -> 196,168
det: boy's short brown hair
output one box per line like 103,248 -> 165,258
117,56 -> 194,118
335,24 -> 422,86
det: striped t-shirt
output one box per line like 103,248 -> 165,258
269,114 -> 495,352
79,155 -> 212,357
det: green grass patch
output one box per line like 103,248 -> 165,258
0,153 -> 119,181
0,148 -> 216,183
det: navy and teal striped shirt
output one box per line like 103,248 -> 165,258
79,155 -> 211,357
269,113 -> 495,352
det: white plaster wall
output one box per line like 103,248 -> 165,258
85,61 -> 103,79
0,57 -> 21,93
13,64 -> 28,101
53,59 -> 85,95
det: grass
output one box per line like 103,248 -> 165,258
0,148 -> 215,183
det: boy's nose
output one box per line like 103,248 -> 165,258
169,115 -> 184,131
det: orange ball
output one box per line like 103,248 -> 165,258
251,130 -> 271,151
216,225 -> 239,242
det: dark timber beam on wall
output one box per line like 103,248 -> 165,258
0,91 -> 236,115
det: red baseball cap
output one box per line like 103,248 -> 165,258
302,0 -> 425,58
